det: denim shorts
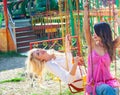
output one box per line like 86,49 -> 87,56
96,84 -> 119,95
90,84 -> 119,95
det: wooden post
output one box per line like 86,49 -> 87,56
3,0 -> 9,51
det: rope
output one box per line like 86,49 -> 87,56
76,0 -> 82,56
108,0 -> 112,23
88,0 -> 94,84
66,1 -> 87,93
112,0 -> 117,77
61,0 -> 69,71
59,80 -> 62,95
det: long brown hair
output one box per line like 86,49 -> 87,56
94,22 -> 114,61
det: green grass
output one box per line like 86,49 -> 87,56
0,51 -> 27,57
59,88 -> 84,95
27,94 -> 39,95
0,77 -> 25,84
27,89 -> 50,95
42,89 -> 50,95
27,88 -> 84,95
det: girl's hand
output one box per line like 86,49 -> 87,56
66,34 -> 72,42
51,54 -> 56,60
74,56 -> 84,65
78,57 -> 84,65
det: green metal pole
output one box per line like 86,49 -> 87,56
68,0 -> 75,36
116,0 -> 119,8
96,0 -> 99,9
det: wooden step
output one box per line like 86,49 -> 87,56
16,30 -> 35,36
14,19 -> 31,27
13,18 -> 34,53
16,35 -> 36,42
15,26 -> 32,32
17,46 -> 30,53
17,40 -> 37,47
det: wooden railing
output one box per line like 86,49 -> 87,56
7,8 -> 17,50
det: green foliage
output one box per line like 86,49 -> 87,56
0,77 -> 25,84
0,5 -> 3,28
0,51 -> 27,57
36,0 -> 58,12
27,94 -> 39,95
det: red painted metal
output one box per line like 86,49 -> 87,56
3,0 -> 8,28
30,36 -> 77,44
29,36 -> 80,54
33,25 -> 60,30
3,0 -> 9,51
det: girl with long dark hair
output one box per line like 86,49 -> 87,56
84,1 -> 120,95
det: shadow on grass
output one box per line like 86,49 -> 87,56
0,51 -> 27,58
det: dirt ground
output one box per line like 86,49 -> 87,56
0,57 -> 70,95
0,57 -> 120,95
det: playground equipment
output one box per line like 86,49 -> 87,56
0,5 -> 3,28
6,0 -> 120,48
29,0 -> 120,94
29,35 -> 87,94
0,0 -> 16,52
30,0 -> 86,93
1,0 -> 120,93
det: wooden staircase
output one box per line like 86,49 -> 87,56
15,19 -> 37,53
